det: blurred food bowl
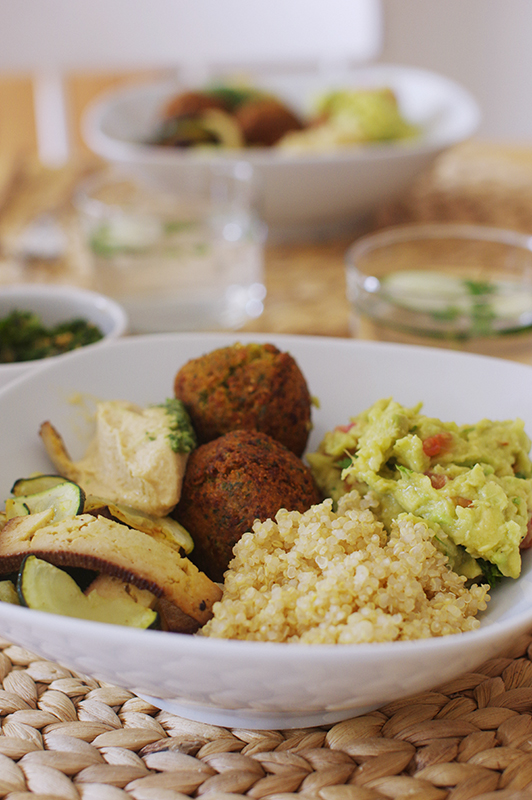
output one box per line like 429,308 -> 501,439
82,64 -> 480,241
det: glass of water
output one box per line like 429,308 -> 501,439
345,223 -> 532,362
74,162 -> 267,333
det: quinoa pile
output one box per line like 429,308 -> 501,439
201,491 -> 490,643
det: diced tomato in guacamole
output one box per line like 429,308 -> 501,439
307,398 -> 532,581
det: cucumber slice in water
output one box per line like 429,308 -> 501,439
380,270 -> 532,326
380,271 -> 470,313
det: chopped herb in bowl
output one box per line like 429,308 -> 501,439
0,310 -> 104,363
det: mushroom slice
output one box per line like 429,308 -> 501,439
0,513 -> 221,631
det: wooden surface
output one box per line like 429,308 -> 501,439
0,70 -> 162,163
4,140 -> 532,349
1,70 -> 532,347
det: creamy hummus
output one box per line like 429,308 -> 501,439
44,400 -> 188,516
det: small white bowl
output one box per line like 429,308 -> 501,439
0,285 -> 128,389
82,64 -> 480,240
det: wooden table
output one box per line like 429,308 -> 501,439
4,140 -> 532,349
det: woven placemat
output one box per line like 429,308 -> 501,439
2,633 -> 532,799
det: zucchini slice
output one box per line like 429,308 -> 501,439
5,480 -> 85,523
17,556 -> 157,628
11,474 -> 70,497
0,513 -> 221,629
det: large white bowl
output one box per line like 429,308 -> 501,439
83,65 -> 481,240
0,332 -> 530,730
0,284 -> 128,389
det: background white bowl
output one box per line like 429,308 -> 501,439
83,64 -> 481,240
0,284 -> 128,389
0,332 -> 531,730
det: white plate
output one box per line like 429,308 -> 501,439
83,65 -> 480,240
0,332 -> 531,730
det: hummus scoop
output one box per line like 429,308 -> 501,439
40,399 -> 194,517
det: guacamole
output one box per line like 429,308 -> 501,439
307,399 -> 532,581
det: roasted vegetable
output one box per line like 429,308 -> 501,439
0,580 -> 19,604
11,474 -> 71,497
0,511 -> 221,631
17,556 -> 158,628
84,495 -> 194,555
5,480 -> 85,522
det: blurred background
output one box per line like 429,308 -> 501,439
1,0 -> 532,341
0,0 -> 529,165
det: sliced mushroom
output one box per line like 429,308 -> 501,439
0,512 -> 221,631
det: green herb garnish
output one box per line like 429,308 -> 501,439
0,310 -> 103,363
397,465 -> 414,478
159,398 -> 197,453
476,558 -> 504,588
464,280 -> 497,296
336,457 -> 354,470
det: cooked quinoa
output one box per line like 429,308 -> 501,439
201,491 -> 490,643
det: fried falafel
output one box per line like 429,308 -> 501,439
173,429 -> 321,582
173,342 -> 312,457
234,98 -> 304,147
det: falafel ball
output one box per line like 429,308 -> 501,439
173,429 -> 321,582
234,98 -> 304,146
174,342 -> 312,457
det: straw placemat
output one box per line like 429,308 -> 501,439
2,633 -> 532,798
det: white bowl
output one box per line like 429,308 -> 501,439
82,64 -> 481,240
0,285 -> 128,389
0,332 -> 531,730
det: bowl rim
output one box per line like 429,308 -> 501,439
345,222 -> 532,267
82,62 -> 481,168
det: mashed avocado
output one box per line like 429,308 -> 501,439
278,87 -> 419,152
307,398 -> 532,581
